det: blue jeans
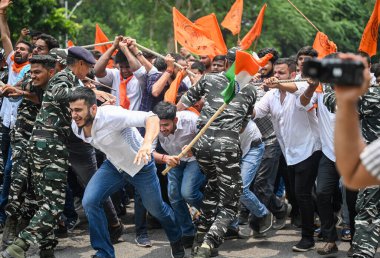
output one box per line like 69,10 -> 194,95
82,159 -> 181,258
0,147 -> 12,223
239,143 -> 268,218
168,160 -> 205,236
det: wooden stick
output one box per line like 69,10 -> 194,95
161,78 -> 308,175
287,0 -> 320,32
162,102 -> 228,175
84,77 -> 116,92
80,41 -> 196,77
175,39 -> 178,53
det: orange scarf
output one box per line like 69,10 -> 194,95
164,70 -> 186,104
10,54 -> 29,74
187,107 -> 200,116
119,74 -> 133,109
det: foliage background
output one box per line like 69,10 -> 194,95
4,0 -> 377,58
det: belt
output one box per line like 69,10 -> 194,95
33,129 -> 57,139
204,129 -> 239,139
250,138 -> 263,148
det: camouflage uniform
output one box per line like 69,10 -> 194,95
6,71 -> 41,220
17,67 -> 79,250
180,73 -> 256,248
324,85 -> 380,257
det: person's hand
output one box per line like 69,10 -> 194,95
181,145 -> 193,158
164,155 -> 180,167
20,28 -> 30,37
306,78 -> 320,88
112,35 -> 124,49
93,89 -> 116,104
1,85 -> 20,97
127,38 -> 139,54
0,0 -> 11,11
165,54 -> 175,70
251,73 -> 261,83
334,53 -> 371,104
134,142 -> 152,165
263,77 -> 279,88
119,37 -> 129,51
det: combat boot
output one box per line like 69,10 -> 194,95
1,238 -> 29,258
39,249 -> 55,258
2,216 -> 18,250
191,233 -> 218,257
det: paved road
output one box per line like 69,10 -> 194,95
19,204 -> 375,258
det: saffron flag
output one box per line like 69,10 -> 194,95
173,7 -> 218,56
221,0 -> 244,35
221,51 -> 272,103
359,0 -> 380,56
195,13 -> 228,55
67,40 -> 75,47
95,24 -> 112,54
313,32 -> 337,58
240,4 -> 267,50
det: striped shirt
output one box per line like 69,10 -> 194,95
360,137 -> 380,181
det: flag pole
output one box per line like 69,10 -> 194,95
80,41 -> 196,77
161,78 -> 308,175
175,40 -> 178,53
287,0 -> 320,32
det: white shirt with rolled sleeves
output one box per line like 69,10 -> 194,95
158,110 -> 198,162
71,105 -> 156,177
240,119 -> 262,157
254,82 -> 321,165
96,66 -> 158,110
296,84 -> 336,162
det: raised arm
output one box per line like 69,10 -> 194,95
299,79 -> 319,106
94,35 -> 123,78
151,54 -> 174,97
0,0 -> 13,59
118,37 -> 141,72
127,38 -> 153,73
264,77 -> 298,93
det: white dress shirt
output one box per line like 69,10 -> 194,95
158,110 -> 198,162
254,82 -> 321,165
240,119 -> 262,157
97,66 -> 157,110
72,105 -> 156,177
296,84 -> 336,162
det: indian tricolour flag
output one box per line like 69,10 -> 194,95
221,50 -> 273,103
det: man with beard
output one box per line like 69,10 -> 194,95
199,55 -> 212,73
68,87 -> 185,258
1,47 -> 96,258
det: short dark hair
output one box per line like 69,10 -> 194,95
114,50 -> 129,67
16,40 -> 33,53
29,30 -> 43,38
297,46 -> 318,59
358,51 -> 371,66
212,55 -> 226,62
191,61 -> 205,73
373,63 -> 380,77
36,34 -> 59,50
152,101 -> 177,120
274,58 -> 297,73
68,87 -> 97,107
154,57 -> 167,72
257,48 -> 279,63
29,55 -> 56,69
91,50 -> 102,60
169,53 -> 184,63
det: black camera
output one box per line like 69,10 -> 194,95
302,58 -> 364,87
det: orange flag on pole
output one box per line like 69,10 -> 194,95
67,40 -> 75,47
312,32 -> 337,58
359,0 -> 380,57
240,4 -> 267,50
95,24 -> 112,54
173,7 -> 217,56
221,0 -> 244,35
195,13 -> 227,55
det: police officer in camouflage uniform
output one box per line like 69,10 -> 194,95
177,48 -> 257,258
1,52 -> 64,251
1,47 -> 96,258
323,54 -> 380,258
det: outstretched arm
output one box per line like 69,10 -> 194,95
94,35 -> 123,78
0,0 -> 13,59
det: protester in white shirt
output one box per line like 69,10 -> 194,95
68,87 -> 185,258
254,57 -> 322,252
152,101 -> 205,249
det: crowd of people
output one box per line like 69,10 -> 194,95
0,1 -> 378,258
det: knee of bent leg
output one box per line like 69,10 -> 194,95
82,191 -> 101,210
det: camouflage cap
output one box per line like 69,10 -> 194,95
226,47 -> 241,63
49,48 -> 68,66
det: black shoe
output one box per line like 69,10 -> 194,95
39,248 -> 55,258
181,235 -> 194,249
258,212 -> 273,233
224,227 -> 239,240
191,233 -> 218,257
170,239 -> 185,258
292,238 -> 315,252
54,223 -> 68,239
273,203 -> 291,230
109,221 -> 124,244
238,211 -> 249,225
316,242 -> 338,255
